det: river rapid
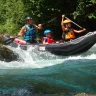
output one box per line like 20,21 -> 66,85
0,33 -> 96,96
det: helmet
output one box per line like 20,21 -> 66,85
63,19 -> 71,24
25,17 -> 32,20
44,30 -> 51,35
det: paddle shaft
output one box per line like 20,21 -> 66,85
65,16 -> 83,29
42,17 -> 57,25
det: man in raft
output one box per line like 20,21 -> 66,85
18,17 -> 42,43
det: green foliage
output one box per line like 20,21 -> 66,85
73,0 -> 96,20
0,0 -> 95,36
0,0 -> 25,34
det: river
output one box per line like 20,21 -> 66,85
0,36 -> 96,96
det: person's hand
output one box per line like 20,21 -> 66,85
83,28 -> 86,31
38,24 -> 42,29
38,24 -> 42,26
62,15 -> 65,18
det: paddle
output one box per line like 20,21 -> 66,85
65,16 -> 83,29
42,17 -> 57,25
3,36 -> 19,45
4,17 -> 57,45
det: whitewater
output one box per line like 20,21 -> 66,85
1,43 -> 96,69
0,31 -> 96,95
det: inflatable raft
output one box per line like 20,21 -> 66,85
4,32 -> 96,56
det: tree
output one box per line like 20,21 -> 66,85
0,0 -> 95,36
73,0 -> 96,20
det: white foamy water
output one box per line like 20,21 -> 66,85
0,47 -> 96,69
0,45 -> 63,69
0,31 -> 96,69
66,53 -> 96,60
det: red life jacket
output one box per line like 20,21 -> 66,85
42,37 -> 54,44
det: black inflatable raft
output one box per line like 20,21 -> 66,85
4,32 -> 96,56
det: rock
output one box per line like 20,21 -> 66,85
0,34 -> 18,62
75,93 -> 96,96
0,45 -> 18,62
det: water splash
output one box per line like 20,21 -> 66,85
1,42 -> 96,69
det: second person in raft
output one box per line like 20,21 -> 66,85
61,15 -> 86,41
18,17 -> 42,43
42,29 -> 55,44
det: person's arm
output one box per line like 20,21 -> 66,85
61,15 -> 65,32
18,27 -> 26,36
42,38 -> 48,44
74,28 -> 86,33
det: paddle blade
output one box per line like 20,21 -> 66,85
4,38 -> 15,45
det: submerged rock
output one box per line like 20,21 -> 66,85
75,93 -> 96,96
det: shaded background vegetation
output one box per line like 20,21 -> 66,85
0,0 -> 96,40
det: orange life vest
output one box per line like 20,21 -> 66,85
65,28 -> 75,39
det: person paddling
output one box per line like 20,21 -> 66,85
18,17 -> 42,43
61,15 -> 86,41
